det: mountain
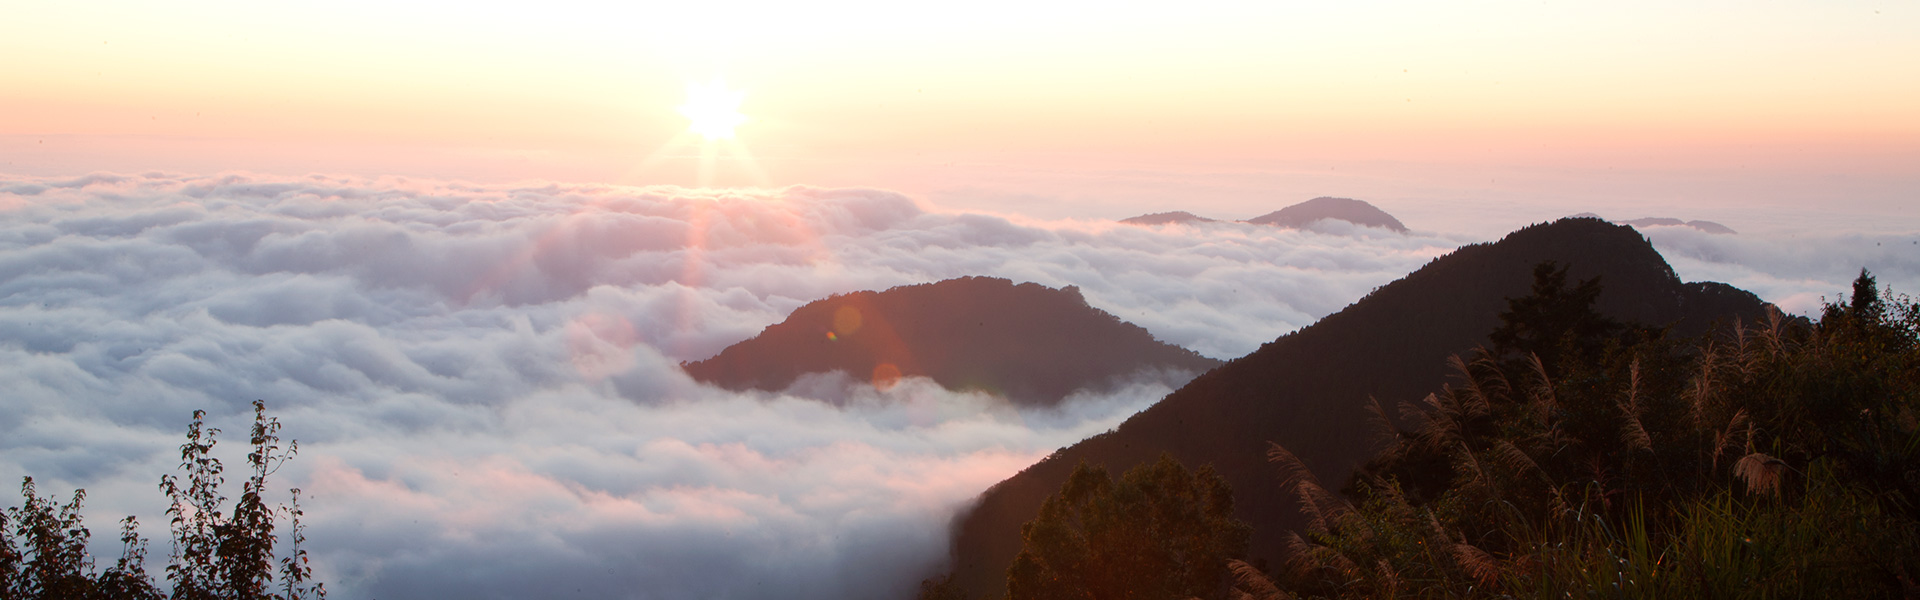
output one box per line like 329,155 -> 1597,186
941,218 -> 1769,596
1573,213 -> 1739,235
1119,211 -> 1218,225
1246,197 -> 1408,233
1119,199 -> 1408,233
681,277 -> 1220,406
1620,217 -> 1737,235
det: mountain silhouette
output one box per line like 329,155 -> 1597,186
1571,213 -> 1739,235
1119,211 -> 1218,225
941,218 -> 1768,595
1620,217 -> 1737,235
1246,197 -> 1408,232
682,277 -> 1220,406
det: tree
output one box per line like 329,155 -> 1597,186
1486,261 -> 1622,374
161,400 -> 320,600
1006,455 -> 1251,600
1,481 -> 167,600
0,402 -> 323,600
3,478 -> 97,599
1848,268 -> 1886,324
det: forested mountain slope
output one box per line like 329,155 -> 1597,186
944,218 -> 1768,595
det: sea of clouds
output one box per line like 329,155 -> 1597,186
0,172 -> 1909,599
0,172 -> 1458,599
1635,225 -> 1920,317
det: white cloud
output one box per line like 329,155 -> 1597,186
1641,226 -> 1920,317
290,379 -> 1165,599
12,171 -> 1892,599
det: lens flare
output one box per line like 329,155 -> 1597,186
871,363 -> 903,391
833,306 -> 864,337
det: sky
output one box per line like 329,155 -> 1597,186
4,1 -> 1917,229
2,2 -> 1917,599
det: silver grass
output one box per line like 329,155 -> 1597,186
1618,359 -> 1654,453
1524,352 -> 1558,426
1226,559 -> 1291,600
1452,542 -> 1501,585
1733,452 -> 1787,495
1710,409 -> 1750,471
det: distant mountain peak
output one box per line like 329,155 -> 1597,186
682,277 -> 1219,406
1619,217 -> 1737,235
1575,213 -> 1737,235
1246,197 -> 1408,233
1119,211 -> 1218,226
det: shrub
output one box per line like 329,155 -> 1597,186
0,401 -> 323,600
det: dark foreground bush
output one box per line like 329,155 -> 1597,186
1,401 -> 323,600
1247,269 -> 1919,599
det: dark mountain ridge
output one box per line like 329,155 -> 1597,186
943,218 -> 1768,595
682,277 -> 1220,406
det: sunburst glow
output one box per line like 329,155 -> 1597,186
679,78 -> 747,140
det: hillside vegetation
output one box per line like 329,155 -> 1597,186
944,219 -> 1770,595
1248,268 -> 1918,598
932,267 -> 1918,599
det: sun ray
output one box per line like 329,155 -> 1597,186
715,137 -> 771,187
697,136 -> 721,188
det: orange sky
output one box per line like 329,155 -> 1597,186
4,1 -> 1916,227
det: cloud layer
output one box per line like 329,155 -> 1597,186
1638,225 -> 1920,317
5,172 -> 1900,598
0,172 -> 1464,599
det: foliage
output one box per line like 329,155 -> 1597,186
1485,260 -> 1622,373
1004,455 -> 1252,600
0,401 -> 324,600
1247,267 -> 1920,599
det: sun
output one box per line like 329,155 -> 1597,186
678,78 -> 747,140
